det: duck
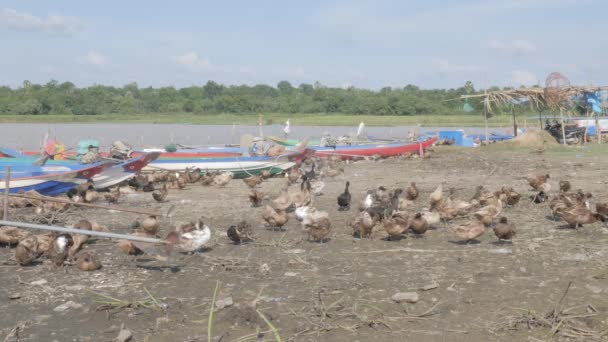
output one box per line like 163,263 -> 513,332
141,216 -> 160,235
243,175 -> 263,188
117,236 -> 144,255
104,187 -> 120,203
272,185 -> 294,211
596,202 -> 608,222
301,209 -> 331,242
260,170 -> 272,179
304,163 -> 316,180
15,235 -> 39,266
421,210 -> 441,226
76,251 -> 102,271
382,214 -> 409,240
152,183 -> 168,202
166,219 -> 212,252
374,186 -> 390,206
351,211 -> 375,238
474,201 -> 503,226
213,172 -> 234,187
555,206 -> 599,228
532,191 -> 548,204
142,180 -> 156,192
527,173 -> 550,191
75,179 -> 94,195
262,205 -> 289,230
248,189 -> 264,207
34,232 -> 56,255
287,166 -> 300,185
389,188 -> 404,211
429,182 -> 444,209
405,182 -> 419,201
84,186 -> 99,203
290,179 -> 312,208
48,234 -> 73,267
493,217 -> 516,241
337,181 -> 351,211
409,213 -> 428,237
0,226 -> 30,246
295,206 -> 314,222
187,168 -> 202,183
322,166 -> 344,178
69,219 -> 92,257
309,179 -> 325,196
227,220 -> 253,244
359,190 -> 374,211
559,180 -> 571,193
118,185 -> 136,195
452,220 -> 485,242
200,171 -> 215,186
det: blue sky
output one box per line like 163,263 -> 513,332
0,0 -> 606,89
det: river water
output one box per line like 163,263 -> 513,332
0,123 -> 512,150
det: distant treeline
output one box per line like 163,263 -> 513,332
0,80 -> 520,116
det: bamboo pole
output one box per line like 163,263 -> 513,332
6,192 -> 167,217
0,220 -> 168,244
3,166 -> 10,220
559,107 -> 567,145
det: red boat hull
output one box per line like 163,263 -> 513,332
313,138 -> 437,159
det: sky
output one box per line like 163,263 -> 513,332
0,0 -> 607,90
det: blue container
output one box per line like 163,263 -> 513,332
586,126 -> 596,136
462,137 -> 475,147
438,130 -> 464,145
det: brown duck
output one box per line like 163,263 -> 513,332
15,235 -> 38,266
248,189 -> 264,207
227,220 -> 253,244
243,175 -> 263,188
493,217 -> 516,241
77,251 -> 102,271
406,182 -> 419,201
262,205 -> 289,230
351,211 -> 374,238
409,213 -> 428,237
527,173 -> 550,191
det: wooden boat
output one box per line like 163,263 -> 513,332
267,136 -> 395,147
0,149 -> 160,190
143,150 -> 310,178
264,138 -> 436,159
0,163 -> 109,196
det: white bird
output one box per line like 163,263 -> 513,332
364,193 -> 373,209
310,180 -> 325,196
356,122 -> 365,137
283,119 -> 291,138
295,206 -> 312,222
172,221 -> 211,253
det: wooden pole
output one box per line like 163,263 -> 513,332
3,166 -> 10,220
511,105 -> 517,137
483,96 -> 489,144
559,107 -> 567,145
595,112 -> 601,145
6,192 -> 167,217
0,220 -> 168,244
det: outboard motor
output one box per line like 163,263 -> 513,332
110,140 -> 133,160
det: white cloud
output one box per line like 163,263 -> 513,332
511,70 -> 538,86
431,58 -> 484,73
488,39 -> 537,55
315,0 -> 587,39
238,66 -> 256,75
40,66 -> 59,73
172,52 -> 213,72
0,8 -> 83,34
83,51 -> 107,67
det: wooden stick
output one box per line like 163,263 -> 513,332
3,166 -> 9,220
6,192 -> 167,217
0,220 -> 168,244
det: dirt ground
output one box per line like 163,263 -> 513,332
2,143 -> 608,342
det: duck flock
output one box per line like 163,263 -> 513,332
1,151 -> 606,272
